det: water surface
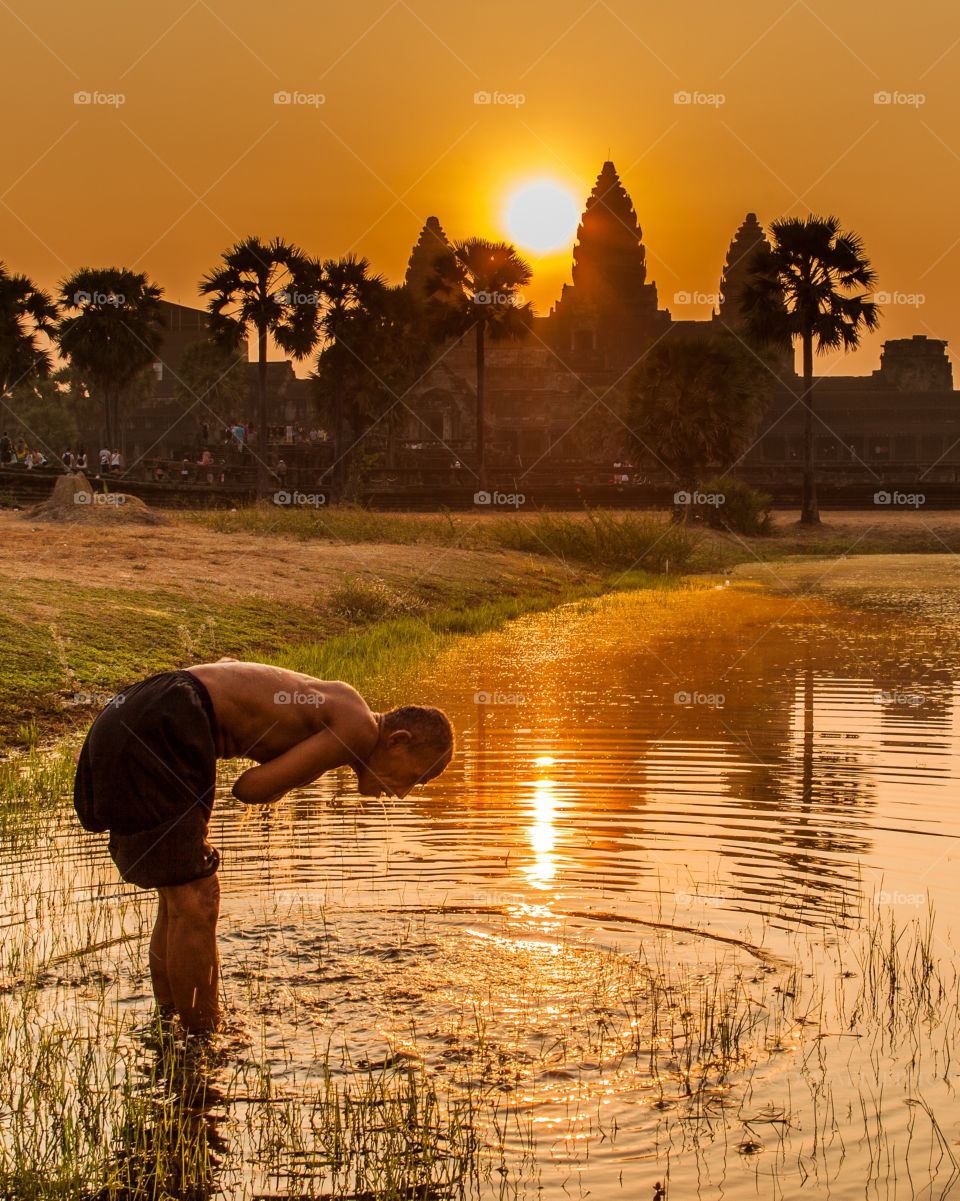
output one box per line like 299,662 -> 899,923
4,567 -> 960,1199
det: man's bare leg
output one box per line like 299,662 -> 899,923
149,891 -> 175,1014
160,874 -> 221,1033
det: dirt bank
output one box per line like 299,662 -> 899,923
0,512 -> 579,746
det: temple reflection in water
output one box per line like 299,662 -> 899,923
408,587 -> 960,930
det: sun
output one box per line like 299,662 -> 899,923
503,178 -> 581,254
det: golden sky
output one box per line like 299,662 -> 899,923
1,0 -> 958,373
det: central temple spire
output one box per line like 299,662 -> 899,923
570,160 -> 648,306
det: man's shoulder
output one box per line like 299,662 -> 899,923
315,679 -> 375,725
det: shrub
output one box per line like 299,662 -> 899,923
326,576 -> 425,623
698,476 -> 773,536
488,509 -> 696,572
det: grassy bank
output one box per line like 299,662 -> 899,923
0,565 -> 671,750
276,569 -> 673,695
9,497 -> 957,747
195,503 -> 697,573
0,503 -> 695,748
195,502 -> 960,571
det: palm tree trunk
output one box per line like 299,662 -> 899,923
257,324 -> 269,497
330,390 -> 344,501
672,475 -> 695,524
103,393 -> 112,459
104,385 -> 118,460
475,322 -> 486,491
800,327 -> 819,524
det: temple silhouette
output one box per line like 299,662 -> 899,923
395,161 -> 957,483
92,159 -> 958,499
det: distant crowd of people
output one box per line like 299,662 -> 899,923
152,451 -> 291,487
1,418 -> 329,489
153,449 -> 220,485
0,432 -> 127,474
215,420 -> 328,450
0,429 -> 127,470
0,432 -> 51,469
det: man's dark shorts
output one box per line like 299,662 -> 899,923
73,670 -> 221,890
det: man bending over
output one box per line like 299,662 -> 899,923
73,661 -> 454,1033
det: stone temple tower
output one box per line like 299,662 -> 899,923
716,212 -> 770,332
549,161 -> 668,363
712,211 -> 793,374
404,215 -> 454,301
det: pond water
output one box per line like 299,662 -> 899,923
3,568 -> 960,1200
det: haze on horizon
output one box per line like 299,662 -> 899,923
1,0 -> 958,374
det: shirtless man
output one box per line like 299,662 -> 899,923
73,661 -> 454,1033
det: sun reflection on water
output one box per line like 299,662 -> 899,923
526,768 -> 559,889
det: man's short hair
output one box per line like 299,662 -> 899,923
382,705 -> 454,756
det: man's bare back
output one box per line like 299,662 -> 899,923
189,661 -> 377,761
188,660 -> 452,804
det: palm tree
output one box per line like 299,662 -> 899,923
5,375 -> 79,454
313,263 -> 437,490
429,239 -> 533,488
740,215 -> 880,525
175,339 -> 249,427
200,236 -> 321,491
312,255 -> 387,494
0,263 -> 58,397
627,334 -> 769,522
56,268 -> 164,452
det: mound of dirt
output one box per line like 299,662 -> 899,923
23,472 -> 169,526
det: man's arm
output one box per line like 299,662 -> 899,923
232,728 -> 355,805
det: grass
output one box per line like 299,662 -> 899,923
195,499 -> 960,575
194,503 -> 697,575
7,502 -> 960,1194
0,540 -> 681,749
0,747 -> 75,842
276,578 -> 674,696
0,580 -> 329,747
